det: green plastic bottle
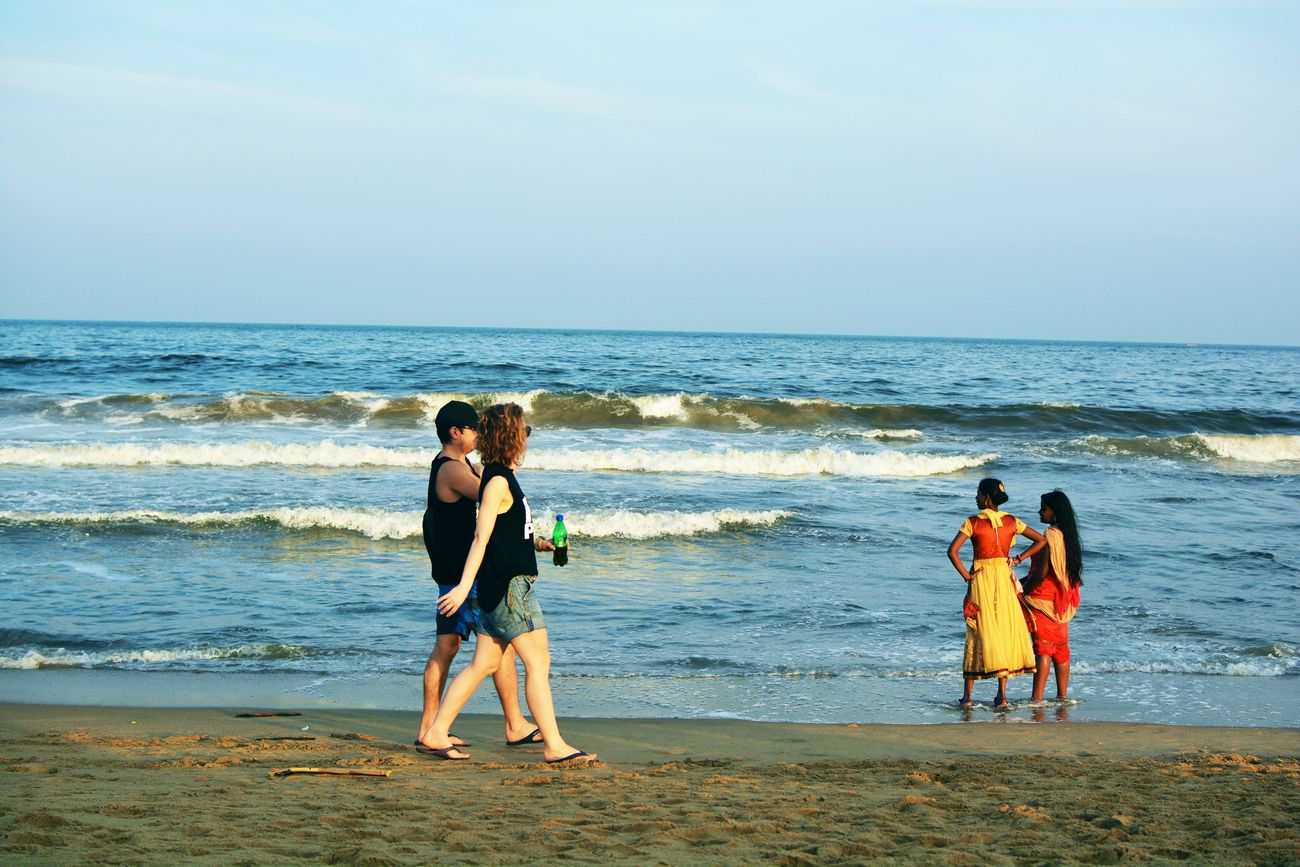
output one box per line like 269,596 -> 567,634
552,513 -> 569,567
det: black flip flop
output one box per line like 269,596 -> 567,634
416,744 -> 469,761
413,733 -> 470,747
545,750 -> 594,765
506,727 -> 543,747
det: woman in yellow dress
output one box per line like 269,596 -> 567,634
947,478 -> 1046,709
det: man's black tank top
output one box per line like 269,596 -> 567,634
476,463 -> 538,613
422,454 -> 480,583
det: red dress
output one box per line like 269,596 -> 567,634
1024,526 -> 1080,664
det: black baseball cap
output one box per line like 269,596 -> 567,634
435,400 -> 479,443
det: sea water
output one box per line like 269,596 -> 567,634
1,321 -> 1297,726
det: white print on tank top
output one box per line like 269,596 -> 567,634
522,497 -> 533,539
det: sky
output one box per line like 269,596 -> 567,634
1,1 -> 1297,344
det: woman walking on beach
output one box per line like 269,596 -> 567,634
947,478 -> 1045,709
1022,490 -> 1083,703
421,403 -> 595,765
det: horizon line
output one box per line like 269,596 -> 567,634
1,317 -> 1294,351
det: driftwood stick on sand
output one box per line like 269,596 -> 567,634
268,767 -> 394,779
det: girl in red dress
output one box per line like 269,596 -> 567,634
1022,490 -> 1083,702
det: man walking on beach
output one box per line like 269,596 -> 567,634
416,400 -> 542,750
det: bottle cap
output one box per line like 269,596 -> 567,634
556,513 -> 564,521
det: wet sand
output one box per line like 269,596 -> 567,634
1,704 -> 1296,864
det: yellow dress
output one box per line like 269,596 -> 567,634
959,509 -> 1036,680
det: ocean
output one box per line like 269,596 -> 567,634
1,320 -> 1297,727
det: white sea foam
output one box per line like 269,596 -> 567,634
0,644 -> 306,670
487,389 -> 545,412
723,411 -> 762,430
335,391 -> 391,415
1193,433 -> 1300,464
630,393 -> 688,419
0,441 -> 427,467
1071,658 -> 1297,677
152,404 -> 206,421
0,507 -> 791,541
533,508 -> 789,540
528,446 -> 996,477
0,442 -> 994,476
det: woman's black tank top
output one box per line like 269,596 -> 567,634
422,454 -> 480,583
476,463 -> 538,613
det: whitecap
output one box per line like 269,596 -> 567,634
1193,433 -> 1300,464
0,507 -> 792,541
629,394 -> 688,420
0,644 -> 308,669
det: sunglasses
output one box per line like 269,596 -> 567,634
525,425 -> 532,438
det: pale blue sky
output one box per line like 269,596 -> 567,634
2,1 -> 1297,343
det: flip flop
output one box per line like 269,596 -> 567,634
416,744 -> 469,761
413,733 -> 470,747
544,750 -> 595,765
506,727 -> 543,747
958,698 -> 974,708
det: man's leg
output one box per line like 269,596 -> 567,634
492,644 -> 540,743
418,633 -> 467,746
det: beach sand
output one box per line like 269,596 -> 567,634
1,704 -> 1296,865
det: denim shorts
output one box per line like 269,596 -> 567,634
436,583 -> 481,639
477,576 -> 545,643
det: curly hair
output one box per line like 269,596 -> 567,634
476,402 -> 528,467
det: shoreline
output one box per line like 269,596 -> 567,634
3,703 -> 1297,864
3,667 -> 1297,729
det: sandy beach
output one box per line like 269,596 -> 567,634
1,704 -> 1296,865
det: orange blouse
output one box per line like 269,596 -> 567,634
958,509 -> 1028,560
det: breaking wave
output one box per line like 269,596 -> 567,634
0,442 -> 995,476
8,389 -> 1297,436
1076,433 -> 1300,467
0,643 -> 309,670
0,507 -> 792,541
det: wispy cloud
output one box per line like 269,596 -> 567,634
1152,227 -> 1228,241
414,66 -> 687,123
745,61 -> 866,114
0,59 -> 384,126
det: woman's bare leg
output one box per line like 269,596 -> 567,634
961,677 -> 974,706
509,628 -> 595,763
1054,661 -> 1070,700
1031,655 -> 1050,702
994,676 -> 1009,707
422,635 -> 507,754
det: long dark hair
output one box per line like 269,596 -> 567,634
1041,490 -> 1082,587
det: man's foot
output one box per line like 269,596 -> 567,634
416,730 -> 469,748
506,727 -> 544,747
